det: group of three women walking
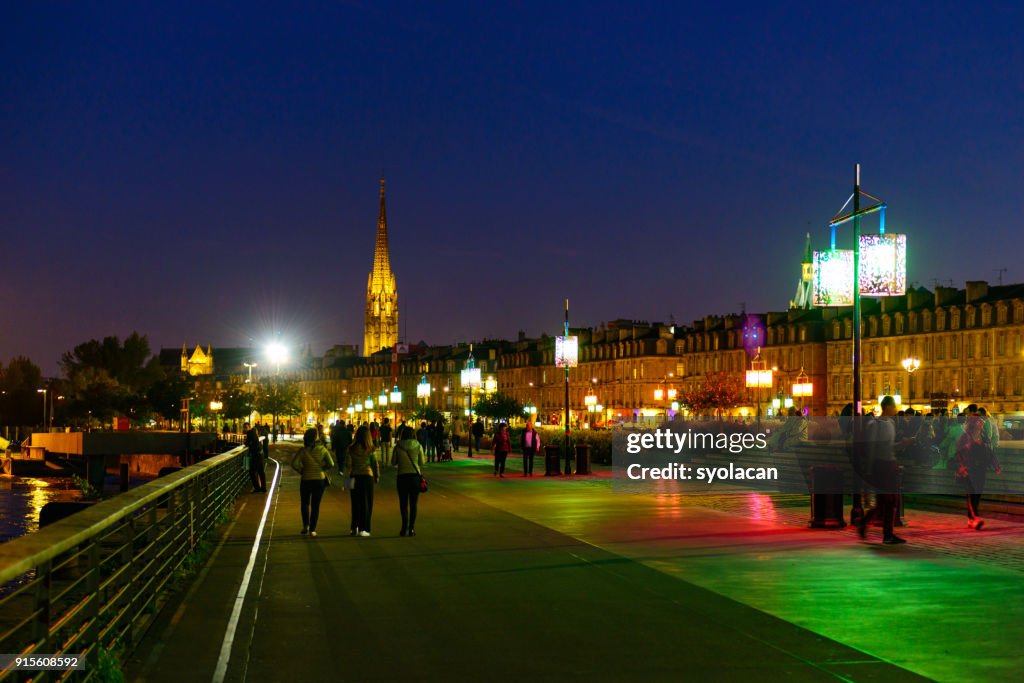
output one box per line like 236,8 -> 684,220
289,425 -> 425,537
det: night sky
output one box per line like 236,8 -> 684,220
3,2 -> 1023,374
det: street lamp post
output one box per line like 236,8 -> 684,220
745,350 -> 773,421
36,388 -> 47,431
555,299 -> 579,475
461,346 -> 481,458
792,367 -> 813,415
390,386 -> 402,427
244,362 -> 258,383
902,357 -> 921,406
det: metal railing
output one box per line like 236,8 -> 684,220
0,446 -> 251,681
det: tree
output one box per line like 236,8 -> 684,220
0,355 -> 45,427
254,381 -> 302,429
61,333 -> 164,423
147,374 -> 191,422
411,406 -> 445,424
221,388 -> 256,423
682,372 -> 744,418
473,392 -> 524,424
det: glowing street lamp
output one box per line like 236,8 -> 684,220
378,390 -> 389,407
792,367 -> 813,414
389,386 -> 402,426
555,298 -> 578,475
484,375 -> 497,395
461,346 -> 482,457
36,388 -> 48,431
364,397 -> 373,411
901,357 -> 921,403
745,350 -> 774,420
266,342 -> 288,374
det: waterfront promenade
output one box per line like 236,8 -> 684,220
124,443 -> 1024,682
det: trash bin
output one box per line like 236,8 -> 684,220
809,465 -> 846,528
544,444 -> 561,477
574,443 -> 592,475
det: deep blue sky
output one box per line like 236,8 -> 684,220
3,1 -> 1023,374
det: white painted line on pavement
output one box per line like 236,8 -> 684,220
212,457 -> 281,683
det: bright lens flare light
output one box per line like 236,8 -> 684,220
266,343 -> 288,366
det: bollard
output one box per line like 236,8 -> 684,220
809,465 -> 846,528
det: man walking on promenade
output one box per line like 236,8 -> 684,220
244,422 -> 267,493
472,417 -> 485,456
379,417 -> 394,467
333,419 -> 352,475
858,396 -> 912,544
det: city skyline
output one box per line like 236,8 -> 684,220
4,3 -> 1024,374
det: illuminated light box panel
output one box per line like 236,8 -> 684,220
555,335 -> 579,368
812,249 -> 854,306
860,233 -> 907,296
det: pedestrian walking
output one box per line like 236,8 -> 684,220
334,420 -> 353,475
259,422 -> 270,460
291,427 -> 335,537
244,422 -> 266,493
425,420 -> 437,462
344,425 -> 380,536
858,396 -> 913,544
521,421 -> 541,476
956,416 -> 1002,529
432,421 -> 445,462
937,414 -> 966,470
392,425 -> 425,536
492,423 -> 511,477
379,417 -> 394,468
472,418 -> 485,455
451,417 -> 462,452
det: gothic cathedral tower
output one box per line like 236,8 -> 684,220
364,177 -> 399,356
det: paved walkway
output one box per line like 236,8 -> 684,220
124,446 -> 1024,682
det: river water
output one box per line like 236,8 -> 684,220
0,476 -> 82,543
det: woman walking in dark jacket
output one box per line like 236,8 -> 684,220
956,416 -> 1001,529
492,423 -> 511,478
290,427 -> 335,537
345,425 -> 379,536
392,426 -> 426,536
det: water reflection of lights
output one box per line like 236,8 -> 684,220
0,476 -> 79,542
26,478 -> 51,524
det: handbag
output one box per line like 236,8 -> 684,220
400,445 -> 428,493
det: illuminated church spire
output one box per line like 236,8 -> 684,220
364,176 -> 399,356
790,232 -> 814,310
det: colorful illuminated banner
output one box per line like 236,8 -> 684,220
812,249 -> 854,306
555,335 -> 579,368
859,233 -> 906,296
